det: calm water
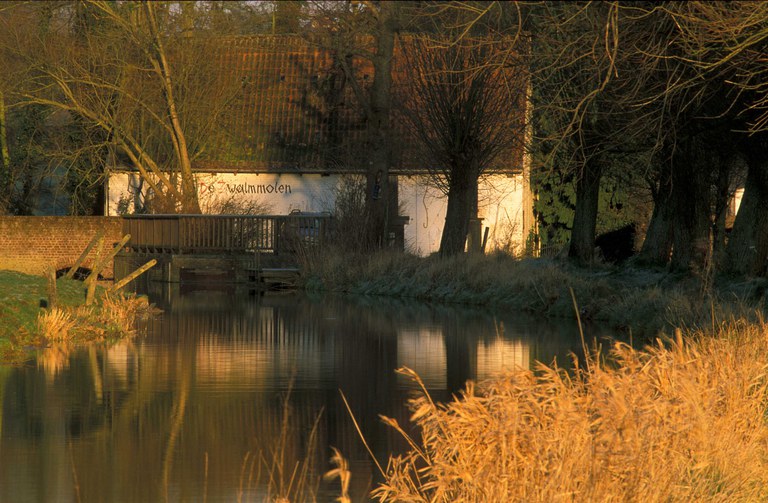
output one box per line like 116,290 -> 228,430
0,286 -> 610,502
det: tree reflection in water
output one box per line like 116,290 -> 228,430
0,287 -> 608,502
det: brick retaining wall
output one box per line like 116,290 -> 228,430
0,217 -> 124,278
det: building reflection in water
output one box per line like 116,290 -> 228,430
0,286 -> 611,502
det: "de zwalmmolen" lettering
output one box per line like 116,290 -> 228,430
205,182 -> 292,195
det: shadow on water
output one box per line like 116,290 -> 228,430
0,283 -> 617,502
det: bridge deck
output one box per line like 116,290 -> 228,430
121,213 -> 331,255
116,214 -> 330,289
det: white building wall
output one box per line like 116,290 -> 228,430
398,173 -> 529,255
478,174 -> 528,254
107,172 -> 341,216
397,177 -> 446,255
107,170 -> 530,257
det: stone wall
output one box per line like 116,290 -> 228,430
0,217 -> 124,278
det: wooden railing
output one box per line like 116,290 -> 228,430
122,214 -> 332,255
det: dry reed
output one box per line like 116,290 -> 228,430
36,307 -> 76,342
374,321 -> 768,502
98,293 -> 153,335
324,447 -> 351,503
31,292 -> 155,345
237,387 -> 323,503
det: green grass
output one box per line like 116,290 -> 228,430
0,271 -> 86,334
0,270 -> 148,363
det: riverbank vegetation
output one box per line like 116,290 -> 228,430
0,270 -> 152,362
371,320 -> 768,501
302,249 -> 765,338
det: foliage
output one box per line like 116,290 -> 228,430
532,164 -> 575,252
3,104 -> 51,214
533,161 -> 650,254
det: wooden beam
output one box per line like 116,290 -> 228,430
65,230 -> 103,279
109,259 -> 157,293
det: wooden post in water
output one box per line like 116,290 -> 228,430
46,267 -> 58,309
85,234 -> 132,304
88,235 -> 131,281
109,259 -> 157,293
65,231 -> 103,279
84,236 -> 104,305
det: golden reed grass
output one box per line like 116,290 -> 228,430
33,293 -> 154,343
97,293 -> 153,335
236,387 -> 322,503
36,307 -> 76,342
373,321 -> 768,502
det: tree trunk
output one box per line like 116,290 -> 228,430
467,177 -> 482,254
711,153 -> 734,268
144,2 -> 200,214
0,89 -> 9,214
723,137 -> 768,276
439,164 -> 474,256
364,2 -> 396,249
568,156 -> 603,265
669,145 -> 711,271
639,159 -> 674,265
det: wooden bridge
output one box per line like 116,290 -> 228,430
115,213 -> 332,290
121,213 -> 330,255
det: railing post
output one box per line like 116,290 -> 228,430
273,217 -> 279,255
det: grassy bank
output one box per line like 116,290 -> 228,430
302,250 -> 766,337
372,320 -> 768,501
0,270 -> 151,362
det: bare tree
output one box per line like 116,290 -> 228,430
664,2 -> 768,276
1,1 -> 245,214
397,36 -> 527,256
308,0 -> 403,249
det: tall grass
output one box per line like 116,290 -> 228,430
36,307 -> 76,342
32,293 -> 155,344
373,321 -> 768,501
98,293 -> 153,336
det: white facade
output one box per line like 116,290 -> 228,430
398,174 -> 531,255
107,170 -> 532,256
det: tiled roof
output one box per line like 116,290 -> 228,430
194,35 -> 525,175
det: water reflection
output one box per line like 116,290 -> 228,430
0,287 -> 608,502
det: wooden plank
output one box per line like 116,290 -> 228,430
65,230 -> 103,279
109,259 -> 157,293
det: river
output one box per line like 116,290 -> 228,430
0,286 -> 607,502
